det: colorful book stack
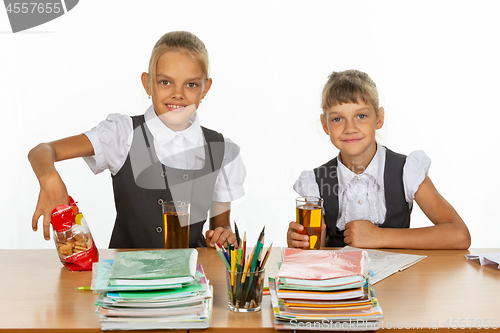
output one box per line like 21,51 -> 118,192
270,248 -> 384,331
91,249 -> 212,331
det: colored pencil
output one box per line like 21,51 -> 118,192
215,243 -> 230,270
259,242 -> 273,270
213,227 -> 267,310
246,250 -> 263,304
257,226 -> 265,243
218,242 -> 231,265
245,240 -> 263,301
234,221 -> 241,246
242,232 -> 246,270
230,244 -> 236,286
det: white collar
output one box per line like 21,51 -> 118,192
337,142 -> 386,193
143,105 -> 204,147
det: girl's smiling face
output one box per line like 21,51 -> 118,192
321,101 -> 384,168
142,50 -> 212,131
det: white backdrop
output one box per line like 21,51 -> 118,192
1,1 -> 499,249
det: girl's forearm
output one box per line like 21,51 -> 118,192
209,202 -> 231,229
28,143 -> 58,182
379,223 -> 471,249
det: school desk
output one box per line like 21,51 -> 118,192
0,248 -> 498,332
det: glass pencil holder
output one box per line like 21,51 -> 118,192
225,268 -> 265,312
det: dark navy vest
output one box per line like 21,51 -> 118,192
314,148 -> 412,247
109,115 -> 225,249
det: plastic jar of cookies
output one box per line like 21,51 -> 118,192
51,196 -> 99,271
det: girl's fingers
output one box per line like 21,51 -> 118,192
287,222 -> 309,248
220,229 -> 237,246
42,213 -> 51,240
32,210 -> 41,232
207,228 -> 222,247
204,230 -> 215,247
293,239 -> 309,248
290,231 -> 308,241
32,192 -> 46,232
207,227 -> 233,247
206,228 -> 239,248
289,230 -> 309,248
289,222 -> 304,232
213,229 -> 238,249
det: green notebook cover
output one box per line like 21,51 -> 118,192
112,282 -> 205,299
108,249 -> 198,280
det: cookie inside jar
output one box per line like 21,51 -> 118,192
56,226 -> 92,257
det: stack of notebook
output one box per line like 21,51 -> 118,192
270,248 -> 383,331
91,249 -> 212,331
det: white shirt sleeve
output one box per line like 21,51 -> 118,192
212,138 -> 246,202
403,150 -> 431,202
82,113 -> 133,176
293,170 -> 321,197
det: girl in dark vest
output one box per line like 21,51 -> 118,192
287,70 -> 470,249
29,31 -> 245,249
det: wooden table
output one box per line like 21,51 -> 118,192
0,248 -> 498,332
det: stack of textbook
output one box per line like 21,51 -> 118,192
91,249 -> 212,330
270,248 -> 383,331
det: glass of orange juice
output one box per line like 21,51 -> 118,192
162,201 -> 190,249
295,196 -> 323,250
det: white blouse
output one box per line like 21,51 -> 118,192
293,143 -> 430,231
83,105 -> 246,203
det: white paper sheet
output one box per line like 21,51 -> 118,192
465,253 -> 500,268
339,246 -> 426,284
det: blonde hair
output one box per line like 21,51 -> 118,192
147,31 -> 209,93
321,70 -> 379,116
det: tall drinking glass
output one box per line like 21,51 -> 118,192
162,201 -> 190,249
295,196 -> 323,250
